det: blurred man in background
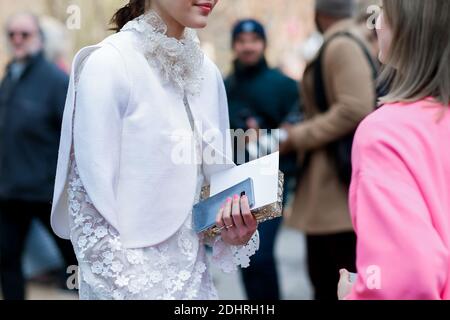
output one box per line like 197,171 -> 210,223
0,12 -> 76,300
22,14 -> 74,289
225,19 -> 301,300
280,0 -> 377,300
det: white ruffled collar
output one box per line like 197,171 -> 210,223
121,10 -> 204,96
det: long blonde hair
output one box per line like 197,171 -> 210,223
379,0 -> 450,106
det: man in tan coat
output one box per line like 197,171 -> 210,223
280,0 -> 376,300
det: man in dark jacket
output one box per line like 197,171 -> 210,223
0,12 -> 76,300
225,19 -> 301,300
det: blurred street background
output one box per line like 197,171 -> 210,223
0,0 -> 317,79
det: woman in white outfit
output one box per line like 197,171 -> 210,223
50,0 -> 259,300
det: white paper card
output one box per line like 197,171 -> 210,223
209,152 -> 280,210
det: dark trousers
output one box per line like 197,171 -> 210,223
240,175 -> 296,300
0,200 -> 77,300
241,217 -> 282,300
306,232 -> 357,301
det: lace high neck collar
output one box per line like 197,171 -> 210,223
121,10 -> 204,96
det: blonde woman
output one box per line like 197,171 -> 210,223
50,0 -> 259,300
338,0 -> 450,299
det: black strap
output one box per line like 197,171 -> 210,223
298,32 -> 378,186
315,31 -> 378,114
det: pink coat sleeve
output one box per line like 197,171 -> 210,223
346,118 -> 449,300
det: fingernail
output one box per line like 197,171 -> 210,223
227,197 -> 232,203
234,194 -> 239,200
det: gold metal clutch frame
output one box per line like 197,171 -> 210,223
200,171 -> 285,237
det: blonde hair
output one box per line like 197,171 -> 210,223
379,0 -> 450,106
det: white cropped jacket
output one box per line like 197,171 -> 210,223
51,29 -> 235,249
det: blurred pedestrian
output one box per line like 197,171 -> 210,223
225,19 -> 301,300
0,12 -> 76,300
22,15 -> 73,287
280,0 -> 377,300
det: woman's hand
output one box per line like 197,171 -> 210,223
337,269 -> 354,300
216,194 -> 258,246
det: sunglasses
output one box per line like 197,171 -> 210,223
7,31 -> 33,40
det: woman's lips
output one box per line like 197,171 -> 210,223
195,3 -> 213,14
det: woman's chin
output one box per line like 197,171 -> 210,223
185,16 -> 209,29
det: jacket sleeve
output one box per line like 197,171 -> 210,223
72,44 -> 131,231
346,119 -> 449,300
290,37 -> 375,151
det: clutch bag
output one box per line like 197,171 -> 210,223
198,171 -> 285,237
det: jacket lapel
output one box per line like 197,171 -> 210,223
187,93 -> 235,183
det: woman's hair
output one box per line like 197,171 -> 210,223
110,0 -> 148,32
379,0 -> 450,106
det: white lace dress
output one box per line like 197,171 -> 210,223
66,11 -> 259,299
68,153 -> 258,300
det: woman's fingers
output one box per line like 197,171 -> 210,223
218,195 -> 258,246
215,205 -> 225,230
337,269 -> 353,300
240,195 -> 257,229
231,195 -> 245,230
222,197 -> 233,227
216,198 -> 234,240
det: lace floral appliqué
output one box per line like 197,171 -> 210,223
68,152 -> 259,300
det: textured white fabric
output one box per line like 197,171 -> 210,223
68,152 -> 259,300
51,11 -> 235,249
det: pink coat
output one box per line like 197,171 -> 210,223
346,99 -> 450,300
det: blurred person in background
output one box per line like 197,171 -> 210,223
280,0 -> 377,300
225,19 -> 301,300
22,15 -> 73,288
0,12 -> 76,300
339,0 -> 450,300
